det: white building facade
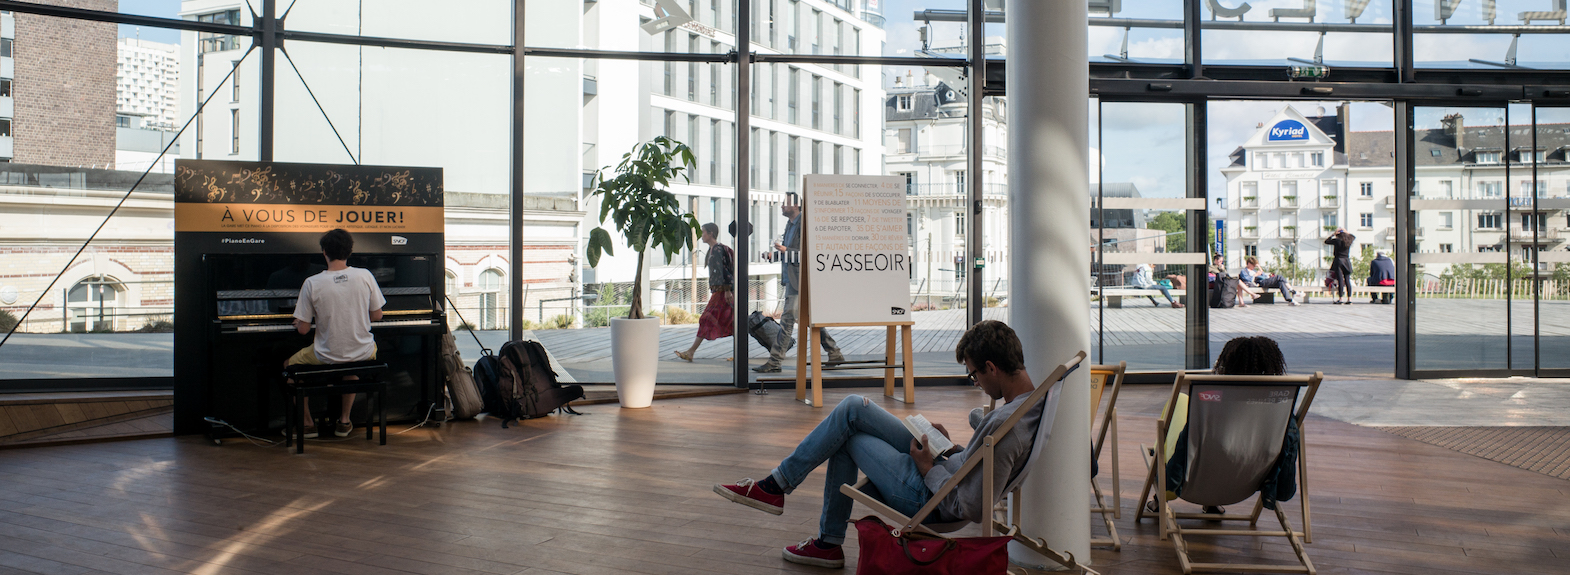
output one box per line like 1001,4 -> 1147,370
882,72 -> 1009,300
116,38 -> 179,132
1223,105 -> 1570,279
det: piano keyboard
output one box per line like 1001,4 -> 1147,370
227,318 -> 440,333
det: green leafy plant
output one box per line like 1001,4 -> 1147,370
584,137 -> 702,320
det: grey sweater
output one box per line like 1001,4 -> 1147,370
922,391 -> 1043,523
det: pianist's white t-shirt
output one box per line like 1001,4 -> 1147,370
293,266 -> 386,364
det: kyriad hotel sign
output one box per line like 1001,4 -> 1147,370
1268,119 -> 1310,142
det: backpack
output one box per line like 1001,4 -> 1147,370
492,340 -> 585,428
748,310 -> 790,352
1209,277 -> 1239,309
440,331 -> 484,419
473,350 -> 507,416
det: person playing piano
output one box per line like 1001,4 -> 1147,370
284,228 -> 385,438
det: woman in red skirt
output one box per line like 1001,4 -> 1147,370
676,223 -> 735,361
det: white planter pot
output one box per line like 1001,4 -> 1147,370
610,317 -> 661,408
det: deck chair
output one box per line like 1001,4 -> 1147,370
1134,372 -> 1323,575
840,351 -> 1099,574
1088,362 -> 1127,550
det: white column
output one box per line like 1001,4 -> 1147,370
1006,1 -> 1092,571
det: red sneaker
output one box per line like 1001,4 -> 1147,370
783,538 -> 845,568
713,478 -> 784,515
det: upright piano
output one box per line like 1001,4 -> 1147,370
195,253 -> 445,435
171,159 -> 446,436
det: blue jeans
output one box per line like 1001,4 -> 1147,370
771,395 -> 934,545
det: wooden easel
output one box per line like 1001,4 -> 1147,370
791,218 -> 916,408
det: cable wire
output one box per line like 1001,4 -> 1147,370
0,45 -> 258,352
280,46 -> 360,165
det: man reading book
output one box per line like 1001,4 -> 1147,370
713,320 -> 1043,569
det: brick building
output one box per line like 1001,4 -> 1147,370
10,0 -> 117,168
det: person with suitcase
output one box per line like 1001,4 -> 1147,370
755,193 -> 845,373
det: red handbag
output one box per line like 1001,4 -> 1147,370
853,516 -> 1012,574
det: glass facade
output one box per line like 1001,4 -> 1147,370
1,1 -> 1567,390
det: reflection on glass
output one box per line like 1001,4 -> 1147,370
1096,101 -> 1190,371
1534,106 -> 1570,371
1414,0 -> 1570,69
1200,1 -> 1395,67
1412,106 -> 1512,371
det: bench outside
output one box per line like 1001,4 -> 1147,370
1094,288 -> 1187,309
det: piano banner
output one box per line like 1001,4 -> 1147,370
174,160 -> 444,234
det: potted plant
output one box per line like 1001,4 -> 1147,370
585,136 -> 701,408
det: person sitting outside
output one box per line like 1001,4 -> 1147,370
1133,263 -> 1184,308
675,223 -> 735,362
714,320 -> 1043,568
1367,251 -> 1395,304
1240,256 -> 1301,306
284,229 -> 385,439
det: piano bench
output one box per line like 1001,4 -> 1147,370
281,361 -> 388,454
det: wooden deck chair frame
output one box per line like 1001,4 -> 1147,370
1133,372 -> 1323,575
1088,362 -> 1127,550
840,351 -> 1099,575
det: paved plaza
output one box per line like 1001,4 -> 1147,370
5,298 -> 1568,384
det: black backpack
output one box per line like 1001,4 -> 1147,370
472,350 -> 508,416
491,340 -> 585,427
1209,277 -> 1240,309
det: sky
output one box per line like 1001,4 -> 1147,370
877,0 -> 1569,207
112,0 -> 1566,207
116,0 -> 184,44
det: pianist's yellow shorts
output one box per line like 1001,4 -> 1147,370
286,345 -> 378,366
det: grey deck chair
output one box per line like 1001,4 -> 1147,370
1135,372 -> 1322,575
839,351 -> 1099,575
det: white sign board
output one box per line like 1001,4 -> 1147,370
804,175 -> 911,324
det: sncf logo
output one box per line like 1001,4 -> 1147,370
1196,390 -> 1223,402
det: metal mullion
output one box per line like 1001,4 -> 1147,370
966,0 -> 983,328
260,0 -> 275,162
754,54 -> 967,67
1395,101 -> 1415,378
284,30 -> 513,55
1532,104 -> 1541,374
734,0 -> 751,388
1096,100 -> 1105,365
1185,0 -> 1202,79
525,47 -> 732,63
510,0 -> 525,342
1186,99 -> 1208,370
0,0 -> 249,35
1506,104 -> 1513,370
1395,0 -> 1414,82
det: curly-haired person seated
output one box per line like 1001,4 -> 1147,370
713,320 -> 1043,569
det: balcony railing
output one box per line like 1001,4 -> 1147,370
1241,226 -> 1259,239
1240,196 -> 1259,209
1321,195 -> 1339,208
1281,195 -> 1299,209
1281,225 -> 1299,239
1509,226 -> 1562,243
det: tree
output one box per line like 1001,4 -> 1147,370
584,137 -> 702,320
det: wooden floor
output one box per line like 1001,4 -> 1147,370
0,386 -> 1565,574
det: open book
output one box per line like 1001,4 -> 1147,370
902,414 -> 956,458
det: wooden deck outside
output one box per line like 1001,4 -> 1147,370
0,386 -> 1565,575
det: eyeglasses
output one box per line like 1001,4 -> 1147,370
967,369 -> 979,382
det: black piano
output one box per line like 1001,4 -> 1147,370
171,159 -> 446,437
195,253 -> 446,435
